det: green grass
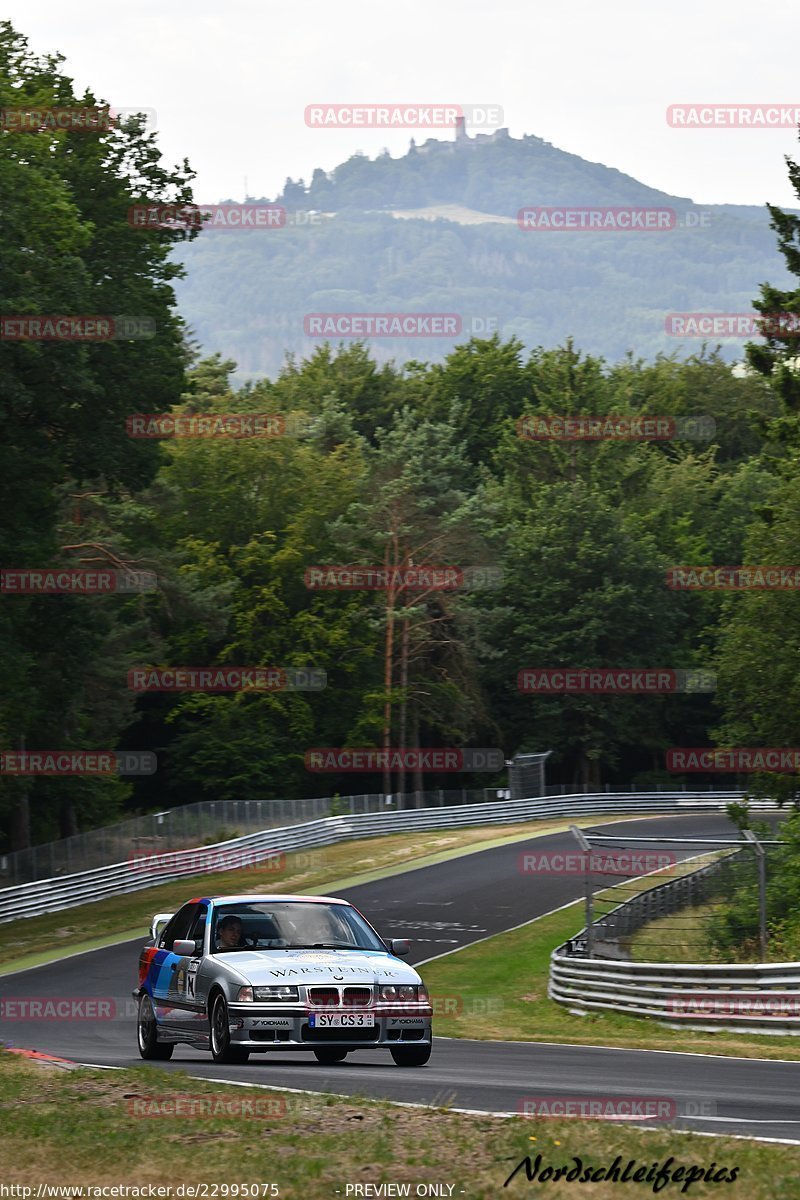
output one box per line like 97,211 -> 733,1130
1,1053 -> 798,1197
627,900 -> 724,964
0,816 -> 643,976
420,899 -> 800,1060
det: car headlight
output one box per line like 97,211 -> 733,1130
380,984 -> 423,1001
253,985 -> 299,1002
237,985 -> 300,1002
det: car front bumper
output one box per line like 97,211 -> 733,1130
227,1003 -> 433,1049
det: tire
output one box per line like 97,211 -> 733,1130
390,1044 -> 431,1067
313,1048 -> 349,1065
209,993 -> 250,1064
137,993 -> 174,1060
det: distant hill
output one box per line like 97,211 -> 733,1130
174,128 -> 794,379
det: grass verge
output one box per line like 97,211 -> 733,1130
627,901 -> 724,964
420,896 -> 800,1060
1,1053 -> 798,1198
0,816 -> 641,975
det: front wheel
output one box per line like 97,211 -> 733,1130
313,1048 -> 348,1065
390,1044 -> 431,1067
210,993 -> 250,1064
137,994 -> 173,1060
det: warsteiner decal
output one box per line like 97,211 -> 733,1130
268,965 -> 398,977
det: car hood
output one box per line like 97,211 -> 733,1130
218,948 -> 421,986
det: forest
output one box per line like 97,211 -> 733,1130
3,22 -> 800,851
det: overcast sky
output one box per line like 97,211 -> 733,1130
7,0 -> 800,209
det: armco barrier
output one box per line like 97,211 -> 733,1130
0,791 -> 758,924
550,952 -> 800,1035
550,849 -> 800,1035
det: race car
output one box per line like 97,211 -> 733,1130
134,894 -> 432,1066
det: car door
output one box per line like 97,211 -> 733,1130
154,902 -> 201,1033
171,902 -> 209,1041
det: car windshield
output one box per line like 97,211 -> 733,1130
210,901 -> 386,953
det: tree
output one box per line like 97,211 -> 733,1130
713,138 -> 800,805
329,407 -> 491,800
420,334 -> 530,470
469,473 -> 681,790
129,382 -> 374,805
745,134 -> 800,411
0,22 -> 194,848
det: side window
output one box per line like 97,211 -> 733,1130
160,903 -> 199,951
186,903 -> 208,952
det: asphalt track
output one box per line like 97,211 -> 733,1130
3,812 -> 800,1143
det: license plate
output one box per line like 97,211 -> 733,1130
308,1012 -> 375,1028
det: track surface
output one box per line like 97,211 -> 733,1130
3,813 -> 799,1142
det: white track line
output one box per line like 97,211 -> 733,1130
64,1061 -> 800,1146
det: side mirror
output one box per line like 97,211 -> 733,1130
389,938 -> 410,957
173,939 -> 199,956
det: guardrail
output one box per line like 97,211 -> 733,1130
0,789 -> 498,888
0,781 -> 740,889
550,952 -> 800,1035
0,790 -> 758,924
550,849 -> 800,1035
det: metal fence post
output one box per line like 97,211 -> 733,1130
570,825 -> 593,957
743,829 -> 767,961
